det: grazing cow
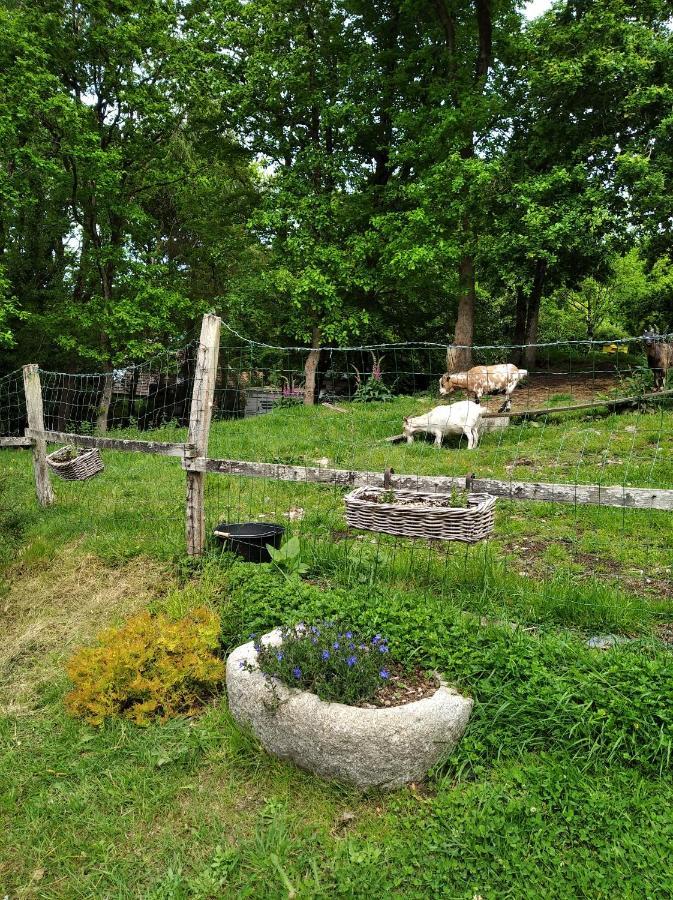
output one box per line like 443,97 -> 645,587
403,401 -> 484,449
439,363 -> 527,412
643,331 -> 673,391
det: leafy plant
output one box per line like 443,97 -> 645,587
250,622 -> 394,705
266,536 -> 309,577
351,353 -> 394,403
65,607 -> 225,726
219,565 -> 673,775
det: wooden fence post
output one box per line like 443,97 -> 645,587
186,313 -> 221,556
22,364 -> 55,507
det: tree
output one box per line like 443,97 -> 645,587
206,0 -> 379,401
0,0 -> 258,428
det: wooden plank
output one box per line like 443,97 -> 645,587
185,457 -> 474,492
22,365 -> 55,507
25,430 -> 190,457
469,478 -> 673,512
184,456 -> 673,511
186,313 -> 221,556
0,436 -> 33,448
482,387 -> 673,419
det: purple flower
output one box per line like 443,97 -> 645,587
372,635 -> 382,645
379,645 -> 389,654
347,655 -> 357,668
380,669 -> 390,679
238,660 -> 246,669
322,650 -> 330,660
345,631 -> 353,639
349,642 -> 355,650
311,626 -> 320,635
292,667 -> 302,679
333,642 -> 340,650
276,652 -> 284,661
311,637 -> 318,644
254,642 -> 262,652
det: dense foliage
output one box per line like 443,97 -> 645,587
65,607 -> 225,725
219,563 -> 673,775
1,0 -> 672,375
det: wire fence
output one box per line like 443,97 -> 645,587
1,329 -> 672,638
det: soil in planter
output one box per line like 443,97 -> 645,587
54,448 -> 81,462
359,490 -> 468,509
358,664 -> 438,708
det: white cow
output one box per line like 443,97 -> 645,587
403,401 -> 484,449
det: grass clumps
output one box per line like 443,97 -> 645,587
65,607 -> 224,726
217,563 -> 673,776
251,623 -> 394,705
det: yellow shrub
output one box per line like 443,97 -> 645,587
65,607 -> 225,726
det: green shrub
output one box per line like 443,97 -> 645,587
65,607 -> 225,726
352,377 -> 393,403
251,622 -> 394,704
217,564 -> 673,775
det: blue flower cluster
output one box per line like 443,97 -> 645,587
251,622 -> 395,706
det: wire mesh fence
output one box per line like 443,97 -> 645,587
2,328 -> 672,637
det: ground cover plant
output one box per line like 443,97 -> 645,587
65,607 -> 224,726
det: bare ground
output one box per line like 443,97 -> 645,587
0,543 -> 170,715
479,372 -> 622,414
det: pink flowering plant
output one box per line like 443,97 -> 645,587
247,622 -> 393,705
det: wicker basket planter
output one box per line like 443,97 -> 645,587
46,445 -> 104,481
344,486 -> 495,543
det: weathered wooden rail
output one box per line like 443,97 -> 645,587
0,436 -> 33,448
182,456 -> 673,512
24,429 -> 192,458
482,386 -> 673,419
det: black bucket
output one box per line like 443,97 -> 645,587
213,522 -> 285,563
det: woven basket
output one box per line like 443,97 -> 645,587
46,445 -> 104,481
344,486 -> 495,543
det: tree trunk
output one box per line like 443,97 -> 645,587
511,288 -> 527,365
451,252 -> 475,371
96,371 -> 114,433
303,326 -> 322,406
523,259 -> 547,370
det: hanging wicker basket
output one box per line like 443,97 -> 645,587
46,445 -> 104,481
344,486 -> 496,543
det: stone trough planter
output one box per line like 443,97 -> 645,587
226,629 -> 473,790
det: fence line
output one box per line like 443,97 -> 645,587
183,456 -> 673,512
2,316 -> 672,558
219,321 -> 673,352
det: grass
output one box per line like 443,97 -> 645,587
1,397 -> 673,896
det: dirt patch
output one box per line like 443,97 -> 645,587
500,538 -> 673,599
478,372 -> 621,414
655,623 -> 673,646
0,543 -> 170,716
359,665 -> 437,709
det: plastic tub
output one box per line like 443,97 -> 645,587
213,523 -> 285,563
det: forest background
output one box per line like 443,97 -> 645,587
1,0 -> 672,378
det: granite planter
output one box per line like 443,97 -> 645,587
226,629 -> 473,790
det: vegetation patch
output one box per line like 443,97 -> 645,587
250,623 -> 406,706
65,607 -> 224,726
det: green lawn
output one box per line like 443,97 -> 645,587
1,398 -> 673,897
